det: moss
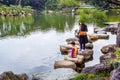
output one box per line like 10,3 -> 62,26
114,48 -> 120,59
106,48 -> 120,69
73,72 -> 110,80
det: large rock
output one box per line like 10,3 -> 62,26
54,60 -> 76,70
110,68 -> 120,80
60,43 -> 93,54
97,34 -> 109,39
100,52 -> 117,63
66,37 -> 92,44
116,23 -> 120,47
88,35 -> 99,41
66,37 -> 79,43
92,77 -> 109,80
0,71 -> 28,80
60,44 -> 79,54
86,43 -> 93,49
89,34 -> 109,40
96,31 -> 107,34
60,44 -> 72,54
64,55 -> 84,64
78,49 -> 93,61
81,60 -> 112,75
112,62 -> 120,69
94,28 -> 107,34
32,68 -> 78,80
101,44 -> 117,54
105,26 -> 117,34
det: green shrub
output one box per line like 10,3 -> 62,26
76,8 -> 107,27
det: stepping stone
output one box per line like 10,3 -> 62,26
64,55 -> 84,64
54,60 -> 76,70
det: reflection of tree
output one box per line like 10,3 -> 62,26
0,13 -> 75,38
33,13 -> 75,32
0,16 -> 34,38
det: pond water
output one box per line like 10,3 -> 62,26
0,13 -> 117,77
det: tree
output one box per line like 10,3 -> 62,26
59,0 -> 78,7
76,8 -> 107,27
45,0 -> 59,10
0,0 -> 48,10
58,0 -> 78,12
81,0 -> 120,10
16,0 -> 22,5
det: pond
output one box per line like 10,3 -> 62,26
0,13 -> 117,77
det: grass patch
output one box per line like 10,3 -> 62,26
73,72 -> 110,80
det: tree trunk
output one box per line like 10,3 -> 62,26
16,0 -> 22,5
116,23 -> 120,47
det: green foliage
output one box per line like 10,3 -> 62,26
0,5 -> 33,16
0,13 -> 75,38
76,8 -> 107,27
45,0 -> 59,10
92,10 -> 107,27
107,15 -> 120,22
73,72 -> 110,80
59,0 -> 78,7
84,0 -> 120,11
74,74 -> 85,80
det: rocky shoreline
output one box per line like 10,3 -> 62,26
0,71 -> 28,80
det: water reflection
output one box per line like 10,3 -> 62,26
0,16 -> 34,37
0,13 -> 117,76
33,13 -> 75,32
0,13 -> 75,74
0,13 -> 75,39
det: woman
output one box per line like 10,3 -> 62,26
78,23 -> 88,51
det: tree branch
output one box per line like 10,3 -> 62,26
107,0 -> 120,5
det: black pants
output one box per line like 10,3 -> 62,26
79,36 -> 88,50
80,42 -> 85,50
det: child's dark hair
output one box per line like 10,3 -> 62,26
71,41 -> 75,45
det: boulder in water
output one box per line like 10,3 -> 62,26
54,60 -> 77,70
78,49 -> 93,61
0,71 -> 28,80
32,68 -> 78,80
64,55 -> 84,64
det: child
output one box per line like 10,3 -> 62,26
70,41 -> 78,58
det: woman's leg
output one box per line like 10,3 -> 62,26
80,42 -> 82,50
83,43 -> 85,50
79,37 -> 82,50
